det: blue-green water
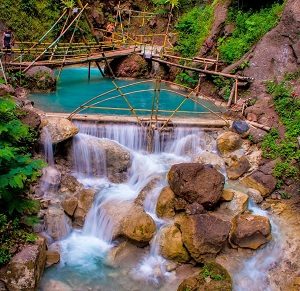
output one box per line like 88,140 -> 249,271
30,67 -> 220,116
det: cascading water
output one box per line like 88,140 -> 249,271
42,127 -> 55,166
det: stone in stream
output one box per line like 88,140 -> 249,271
45,250 -> 60,268
177,214 -> 231,262
156,186 -> 176,218
177,262 -> 232,291
62,196 -> 78,217
226,156 -> 251,180
229,214 -> 272,249
168,163 -> 225,210
217,131 -> 242,155
40,117 -> 79,144
159,224 -> 190,263
0,237 -> 46,291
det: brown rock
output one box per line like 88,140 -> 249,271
135,177 -> 160,207
186,202 -> 205,215
0,237 -> 46,291
193,151 -> 225,173
247,188 -> 263,204
247,112 -> 258,122
168,163 -> 225,209
62,197 -> 78,217
19,108 -> 41,130
229,214 -> 272,249
46,251 -> 60,268
248,127 -> 267,143
221,189 -> 234,201
242,171 -> 277,197
73,189 -> 95,227
0,84 -> 15,96
156,186 -> 175,218
226,156 -> 251,180
217,131 -> 242,155
178,214 -> 231,262
159,225 -> 190,263
61,175 -> 81,193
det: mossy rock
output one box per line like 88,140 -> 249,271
177,262 -> 232,291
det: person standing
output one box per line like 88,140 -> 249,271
2,30 -> 13,50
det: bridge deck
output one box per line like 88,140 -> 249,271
45,112 -> 227,129
4,48 -> 139,68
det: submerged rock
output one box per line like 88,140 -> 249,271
177,262 -> 232,291
229,214 -> 272,249
168,163 -> 225,209
0,237 -> 46,291
41,117 -> 79,144
177,214 -> 231,262
159,224 -> 190,263
217,131 -> 242,155
156,186 -> 176,218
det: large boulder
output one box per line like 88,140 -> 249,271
45,207 -> 72,241
177,262 -> 232,291
177,214 -> 231,262
226,156 -> 251,180
25,66 -> 56,91
168,163 -> 225,209
217,131 -> 242,155
62,196 -> 78,217
193,151 -> 226,173
41,118 -> 79,144
229,214 -> 272,249
156,186 -> 175,218
73,189 -> 95,227
19,108 -> 41,130
159,225 -> 190,263
0,237 -> 46,291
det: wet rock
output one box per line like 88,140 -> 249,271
45,251 -> 60,268
242,170 -> 277,197
0,237 -> 46,291
219,189 -> 249,217
25,66 -> 56,91
217,131 -> 242,155
247,188 -> 263,204
220,189 -> 234,202
156,186 -> 175,218
186,202 -> 205,215
168,163 -> 225,209
159,225 -> 190,263
135,177 -> 160,207
19,108 -> 41,130
42,280 -> 72,291
178,214 -> 231,262
229,214 -> 272,249
226,156 -> 251,180
121,205 -> 156,244
61,175 -> 81,193
177,262 -> 232,291
73,189 -> 95,227
41,117 -> 79,144
232,120 -> 250,135
193,151 -> 225,173
45,207 -> 72,240
174,198 -> 188,211
62,196 -> 78,217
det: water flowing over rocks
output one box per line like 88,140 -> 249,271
177,214 -> 231,262
159,225 -> 190,263
156,186 -> 176,218
217,131 -> 242,155
39,166 -> 61,195
229,214 -> 272,249
40,117 -> 79,144
0,237 -> 46,291
168,163 -> 225,210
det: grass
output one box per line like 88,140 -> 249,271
262,75 -> 300,187
218,2 -> 284,63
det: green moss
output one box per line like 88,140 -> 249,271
218,2 -> 284,63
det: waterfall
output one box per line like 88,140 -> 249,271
42,127 -> 54,166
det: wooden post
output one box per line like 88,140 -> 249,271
234,79 -> 238,103
88,61 -> 91,80
227,83 -> 236,108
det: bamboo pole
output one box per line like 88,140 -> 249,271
234,79 -> 238,103
227,83 -> 236,108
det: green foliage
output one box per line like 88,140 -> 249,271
212,76 -> 233,100
175,71 -> 198,87
61,0 -> 75,9
279,191 -> 291,199
201,264 -> 224,281
262,79 -> 300,187
219,3 -> 284,63
175,4 -> 214,57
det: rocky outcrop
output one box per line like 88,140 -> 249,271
107,54 -> 150,78
226,156 -> 251,180
62,196 -> 78,217
41,118 -> 79,144
19,108 -> 41,130
25,66 -> 56,92
217,131 -> 242,155
156,186 -> 175,218
193,151 -> 226,173
0,237 -> 46,291
177,214 -> 231,262
159,225 -> 190,263
168,163 -> 225,210
73,189 -> 96,227
134,177 -> 160,207
177,262 -> 232,291
45,251 -> 60,268
45,207 -> 72,241
229,214 -> 272,249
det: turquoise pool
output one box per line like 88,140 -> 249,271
30,67 -> 220,116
